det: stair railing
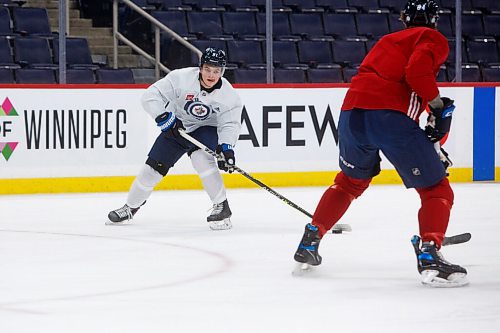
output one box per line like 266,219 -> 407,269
112,0 -> 202,81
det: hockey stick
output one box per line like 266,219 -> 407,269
178,129 -> 352,233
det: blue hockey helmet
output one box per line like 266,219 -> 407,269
200,47 -> 227,68
401,0 -> 439,28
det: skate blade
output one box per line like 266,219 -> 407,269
331,223 -> 352,234
292,263 -> 315,276
420,270 -> 469,288
208,218 -> 232,231
105,219 -> 133,226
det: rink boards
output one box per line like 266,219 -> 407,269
0,83 -> 498,194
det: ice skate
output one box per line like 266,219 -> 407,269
411,235 -> 468,287
293,223 -> 322,275
207,199 -> 232,230
106,204 -> 141,225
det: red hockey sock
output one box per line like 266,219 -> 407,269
416,178 -> 454,248
312,172 -> 370,237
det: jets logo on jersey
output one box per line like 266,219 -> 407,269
184,100 -> 212,120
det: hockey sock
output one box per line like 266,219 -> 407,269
127,164 -> 163,208
416,178 -> 454,248
190,149 -> 226,204
312,172 -> 370,237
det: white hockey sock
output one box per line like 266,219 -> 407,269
190,149 -> 226,204
126,164 -> 163,208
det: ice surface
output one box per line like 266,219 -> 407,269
1,183 -> 499,333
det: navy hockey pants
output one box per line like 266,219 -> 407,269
148,126 -> 218,169
338,109 -> 446,189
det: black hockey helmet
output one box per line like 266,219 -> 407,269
401,0 -> 439,28
200,47 -> 227,68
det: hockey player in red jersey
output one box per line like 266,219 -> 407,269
293,0 -> 467,287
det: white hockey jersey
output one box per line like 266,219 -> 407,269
141,67 -> 242,146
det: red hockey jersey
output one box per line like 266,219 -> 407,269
341,27 -> 449,120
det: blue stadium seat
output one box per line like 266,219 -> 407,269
482,65 -> 500,82
379,0 -> 404,13
187,11 -> 229,39
96,68 -> 135,83
130,0 -> 156,11
289,13 -> 329,40
53,38 -> 98,69
457,13 -> 485,38
388,14 -> 404,32
152,11 -> 194,38
332,40 -> 366,65
256,12 -> 298,41
160,0 -> 192,11
12,7 -> 53,37
222,12 -> 261,40
343,66 -> 358,83
447,63 -> 482,82
324,13 -> 358,38
437,13 -> 453,38
251,0 -> 292,12
0,37 -> 20,68
483,15 -> 499,37
297,40 -> 334,68
356,13 -> 390,38
62,69 -> 96,84
467,39 -> 499,64
194,0 -> 225,11
447,39 -> 468,64
439,0 -> 473,11
14,37 -> 58,69
348,0 -> 380,11
0,68 -> 15,83
307,66 -> 343,83
471,0 -> 500,13
15,68 -> 56,83
233,68 -> 266,83
217,0 -> 258,12
273,68 -> 306,83
0,7 -> 17,38
282,0 -> 324,13
315,0 -> 349,12
227,40 -> 265,68
273,41 -> 307,69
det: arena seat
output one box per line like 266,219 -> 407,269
14,37 -> 58,69
0,68 -> 15,83
12,7 -> 53,37
15,68 -> 57,83
307,67 -> 344,83
96,68 -> 135,83
273,68 -> 306,83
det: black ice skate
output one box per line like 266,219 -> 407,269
411,235 -> 468,287
107,204 -> 141,225
207,199 -> 232,230
293,223 -> 322,274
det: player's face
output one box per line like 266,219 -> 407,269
200,64 -> 223,89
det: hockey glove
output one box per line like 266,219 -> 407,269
216,144 -> 235,173
425,97 -> 455,143
155,112 -> 182,138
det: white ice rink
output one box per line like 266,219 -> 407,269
1,183 -> 499,333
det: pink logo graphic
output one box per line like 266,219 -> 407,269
0,97 -> 18,116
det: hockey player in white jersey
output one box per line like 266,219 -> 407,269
108,48 -> 242,230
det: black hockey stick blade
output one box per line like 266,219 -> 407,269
442,233 -> 471,246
